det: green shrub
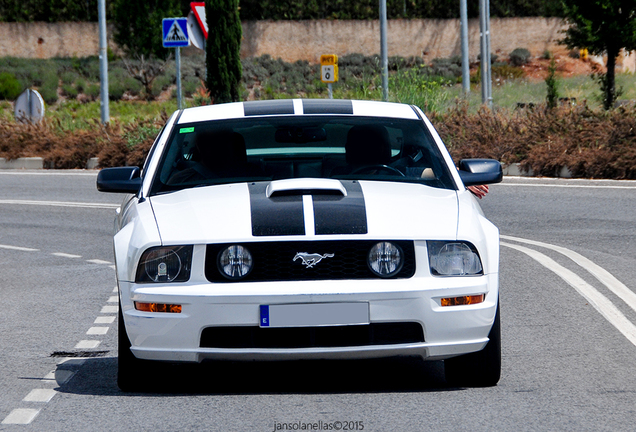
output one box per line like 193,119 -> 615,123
509,48 -> 532,66
85,84 -> 101,100
61,83 -> 78,98
39,74 -> 59,104
0,72 -> 22,100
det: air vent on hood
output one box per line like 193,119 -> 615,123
266,178 -> 347,197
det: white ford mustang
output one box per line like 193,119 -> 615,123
97,99 -> 503,391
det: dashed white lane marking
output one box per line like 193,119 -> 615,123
94,316 -> 115,324
86,259 -> 112,265
0,199 -> 119,209
107,296 -> 118,303
87,327 -> 109,335
502,241 -> 636,347
101,305 -> 118,314
2,409 -> 40,425
23,389 -> 56,403
0,244 -> 39,252
52,252 -> 82,259
75,340 -> 101,349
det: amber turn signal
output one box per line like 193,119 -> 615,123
441,294 -> 485,307
134,302 -> 182,313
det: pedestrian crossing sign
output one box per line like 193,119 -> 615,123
162,18 -> 189,48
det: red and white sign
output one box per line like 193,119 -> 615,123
190,2 -> 208,38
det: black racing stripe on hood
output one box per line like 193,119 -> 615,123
244,100 -> 294,116
249,183 -> 305,236
313,180 -> 367,235
302,99 -> 353,115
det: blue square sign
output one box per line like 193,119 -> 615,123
162,18 -> 189,48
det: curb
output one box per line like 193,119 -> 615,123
0,157 -> 100,170
0,157 -> 44,170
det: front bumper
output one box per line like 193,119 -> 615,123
119,273 -> 498,363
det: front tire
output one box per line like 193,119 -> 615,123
117,305 -> 157,392
444,301 -> 501,387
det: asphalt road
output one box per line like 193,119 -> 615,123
1,171 -> 635,431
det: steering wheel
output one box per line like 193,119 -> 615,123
351,164 -> 405,177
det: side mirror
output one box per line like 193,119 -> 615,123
458,159 -> 503,187
96,167 -> 142,193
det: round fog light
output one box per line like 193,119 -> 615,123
218,245 -> 253,280
368,242 -> 403,278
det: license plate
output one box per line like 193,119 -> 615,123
259,303 -> 369,328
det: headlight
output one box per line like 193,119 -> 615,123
368,242 -> 403,278
136,246 -> 193,283
218,245 -> 253,280
427,241 -> 483,276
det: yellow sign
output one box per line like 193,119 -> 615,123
320,54 -> 338,66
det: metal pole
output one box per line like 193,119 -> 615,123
379,0 -> 389,102
98,0 -> 109,123
328,83 -> 333,99
485,0 -> 492,107
479,0 -> 491,107
460,0 -> 470,95
176,47 -> 183,109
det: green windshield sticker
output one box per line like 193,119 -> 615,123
179,127 -> 195,134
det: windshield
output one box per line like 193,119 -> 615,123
149,115 -> 456,195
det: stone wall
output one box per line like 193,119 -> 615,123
241,17 -> 570,63
0,22 -> 119,58
0,18 -> 611,65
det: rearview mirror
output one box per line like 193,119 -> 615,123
458,159 -> 503,187
96,167 -> 142,193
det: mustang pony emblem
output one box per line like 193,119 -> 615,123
293,252 -> 335,268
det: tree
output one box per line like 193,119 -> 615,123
205,0 -> 242,104
112,0 -> 182,60
561,0 -> 636,109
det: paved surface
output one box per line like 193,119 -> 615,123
1,172 -> 635,431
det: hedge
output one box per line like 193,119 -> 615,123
0,0 -> 564,22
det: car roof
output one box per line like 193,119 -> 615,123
177,99 -> 421,124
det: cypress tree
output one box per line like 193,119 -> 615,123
205,0 -> 242,104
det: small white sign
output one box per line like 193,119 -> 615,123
321,65 -> 335,83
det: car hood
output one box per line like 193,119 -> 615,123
149,179 -> 459,244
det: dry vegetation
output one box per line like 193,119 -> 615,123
2,103 -> 636,179
434,103 -> 636,179
0,116 -> 164,169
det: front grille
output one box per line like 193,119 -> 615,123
205,240 -> 415,283
200,322 -> 424,349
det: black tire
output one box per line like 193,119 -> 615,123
444,301 -> 501,387
117,305 -> 157,392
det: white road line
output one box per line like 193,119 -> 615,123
0,171 -> 97,177
74,340 -> 101,349
101,305 -> 118,314
0,244 -> 39,252
23,389 -> 56,403
499,183 -> 636,190
501,241 -> 636,347
0,199 -> 119,209
51,252 -> 82,259
502,235 -> 636,314
2,408 -> 40,425
94,316 -> 115,324
107,296 -> 118,303
86,259 -> 112,265
86,327 -> 109,335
